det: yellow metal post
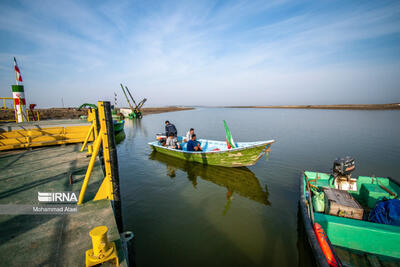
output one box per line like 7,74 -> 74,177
80,123 -> 94,152
77,128 -> 104,205
77,101 -> 116,204
87,144 -> 93,154
13,99 -> 17,122
91,109 -> 98,139
80,108 -> 98,152
94,102 -> 114,201
36,111 -> 40,121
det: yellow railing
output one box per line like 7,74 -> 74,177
26,109 -> 40,122
0,97 -> 40,122
0,97 -> 17,122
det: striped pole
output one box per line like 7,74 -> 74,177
12,57 -> 26,123
12,85 -> 26,122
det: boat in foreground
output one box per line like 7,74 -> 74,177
300,158 -> 400,266
148,138 -> 275,167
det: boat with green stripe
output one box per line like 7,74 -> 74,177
148,138 -> 275,167
300,164 -> 400,266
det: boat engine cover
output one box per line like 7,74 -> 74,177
333,156 -> 355,177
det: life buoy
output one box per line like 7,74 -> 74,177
313,223 -> 342,267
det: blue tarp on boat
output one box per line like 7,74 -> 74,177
369,199 -> 400,226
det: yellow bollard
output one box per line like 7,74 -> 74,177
90,226 -> 109,256
85,226 -> 118,266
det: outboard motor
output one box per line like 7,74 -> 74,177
333,157 -> 357,191
156,133 -> 166,145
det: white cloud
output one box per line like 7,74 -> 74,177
0,0 -> 399,107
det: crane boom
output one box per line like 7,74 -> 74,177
125,86 -> 138,108
120,83 -> 134,112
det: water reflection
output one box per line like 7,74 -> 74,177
149,151 -> 271,210
132,118 -> 148,137
115,130 -> 126,144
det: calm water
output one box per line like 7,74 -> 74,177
116,108 -> 400,267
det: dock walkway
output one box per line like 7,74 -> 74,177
0,144 -> 126,266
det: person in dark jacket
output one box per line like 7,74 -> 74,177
165,120 -> 177,137
187,134 -> 202,151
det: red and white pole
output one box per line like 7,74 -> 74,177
12,57 -> 26,122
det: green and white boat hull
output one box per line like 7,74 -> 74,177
148,139 -> 275,167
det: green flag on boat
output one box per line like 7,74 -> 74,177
223,120 -> 237,149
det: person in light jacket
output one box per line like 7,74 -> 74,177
184,128 -> 195,142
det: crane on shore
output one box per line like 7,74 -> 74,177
120,84 -> 147,119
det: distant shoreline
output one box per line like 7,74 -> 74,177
0,106 -> 194,121
225,103 -> 400,110
141,106 -> 194,115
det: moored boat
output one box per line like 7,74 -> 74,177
113,120 -> 125,133
300,158 -> 400,266
148,138 -> 275,167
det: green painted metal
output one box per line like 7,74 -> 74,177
127,111 -> 142,119
301,171 -> 400,260
11,85 -> 24,92
314,212 -> 400,259
113,120 -> 125,133
150,141 -> 274,167
360,183 -> 391,208
77,103 -> 97,110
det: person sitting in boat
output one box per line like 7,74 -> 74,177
165,133 -> 181,149
165,120 -> 177,137
184,128 -> 194,142
187,134 -> 202,151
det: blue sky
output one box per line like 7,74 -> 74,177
0,0 -> 399,107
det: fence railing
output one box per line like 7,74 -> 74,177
0,97 -> 40,122
0,97 -> 17,122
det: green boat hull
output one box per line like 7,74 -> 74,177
300,171 -> 400,266
149,139 -> 274,167
113,120 -> 125,133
